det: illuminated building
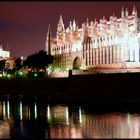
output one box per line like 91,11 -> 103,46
45,7 -> 140,71
0,45 -> 10,59
0,44 -> 13,70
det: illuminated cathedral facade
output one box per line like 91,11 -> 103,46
45,7 -> 140,71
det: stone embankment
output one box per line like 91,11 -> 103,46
0,73 -> 140,107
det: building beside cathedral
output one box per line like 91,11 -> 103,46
0,44 -> 16,70
45,7 -> 140,72
0,45 -> 10,59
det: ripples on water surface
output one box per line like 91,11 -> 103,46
0,95 -> 140,139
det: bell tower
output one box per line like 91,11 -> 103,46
45,24 -> 52,55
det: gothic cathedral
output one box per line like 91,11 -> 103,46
45,7 -> 140,71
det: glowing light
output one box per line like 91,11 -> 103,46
7,74 -> 11,78
3,101 -> 6,119
127,113 -> 131,127
34,73 -> 38,77
18,71 -> 23,76
47,105 -> 50,120
34,102 -> 37,119
66,107 -> 69,125
20,101 -> 23,120
3,73 -> 6,77
7,101 -> 10,119
79,107 -> 82,126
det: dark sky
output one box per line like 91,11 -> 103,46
0,1 -> 140,57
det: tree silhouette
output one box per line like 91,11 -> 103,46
13,58 -> 22,77
0,60 -> 5,73
14,58 -> 22,71
23,50 -> 54,73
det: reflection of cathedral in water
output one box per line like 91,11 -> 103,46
45,7 -> 140,70
1,100 -> 140,138
82,113 -> 140,138
0,100 -> 83,139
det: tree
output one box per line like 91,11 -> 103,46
23,50 -> 54,76
14,58 -> 22,71
0,60 -> 5,71
14,58 -> 22,77
0,60 -> 6,76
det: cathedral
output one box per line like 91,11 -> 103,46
45,7 -> 140,71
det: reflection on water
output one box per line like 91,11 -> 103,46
0,97 -> 140,138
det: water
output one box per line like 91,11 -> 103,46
0,95 -> 140,139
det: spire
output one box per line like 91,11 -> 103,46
0,44 -> 3,51
86,18 -> 89,26
57,15 -> 65,33
94,18 -> 97,26
45,24 -> 51,55
132,6 -> 135,15
132,6 -> 137,17
121,6 -> 124,18
125,8 -> 128,17
59,15 -> 64,26
69,21 -> 72,30
73,19 -> 76,31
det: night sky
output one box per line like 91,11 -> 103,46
0,1 -> 140,57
